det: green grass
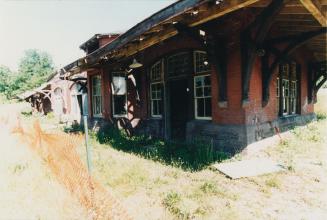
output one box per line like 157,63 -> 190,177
94,125 -> 229,171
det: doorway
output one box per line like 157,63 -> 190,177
169,79 -> 189,139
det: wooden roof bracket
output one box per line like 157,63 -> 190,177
308,61 -> 327,103
262,28 -> 327,106
241,0 -> 286,107
174,23 -> 228,107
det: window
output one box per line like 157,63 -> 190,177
194,75 -> 212,119
282,79 -> 289,115
150,83 -> 163,117
167,52 -> 191,77
194,51 -> 210,73
290,81 -> 297,114
150,60 -> 163,81
278,63 -> 299,116
92,75 -> 102,117
111,72 -> 127,117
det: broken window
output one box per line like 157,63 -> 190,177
194,75 -> 212,119
111,72 -> 127,117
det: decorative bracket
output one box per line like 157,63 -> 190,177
308,61 -> 327,103
262,28 -> 327,106
241,0 -> 285,106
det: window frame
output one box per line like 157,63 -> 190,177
290,80 -> 297,114
150,60 -> 164,82
91,74 -> 102,117
150,82 -> 163,118
194,74 -> 212,120
194,50 -> 211,74
111,72 -> 128,118
282,78 -> 290,116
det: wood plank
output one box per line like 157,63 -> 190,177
300,0 -> 327,26
189,0 -> 262,27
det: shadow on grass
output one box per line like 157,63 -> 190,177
91,125 -> 230,171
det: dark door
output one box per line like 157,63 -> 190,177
170,79 -> 189,139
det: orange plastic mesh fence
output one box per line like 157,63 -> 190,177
6,118 -> 132,220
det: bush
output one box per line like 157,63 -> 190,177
317,112 -> 327,121
95,125 -> 228,171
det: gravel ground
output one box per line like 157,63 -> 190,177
0,103 -> 88,220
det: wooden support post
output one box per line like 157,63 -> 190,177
241,0 -> 286,106
307,62 -> 314,103
206,37 -> 228,107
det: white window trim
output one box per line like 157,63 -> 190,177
276,77 -> 280,97
194,50 -> 211,74
150,82 -> 163,118
194,74 -> 212,120
111,72 -> 128,118
92,75 -> 103,118
282,79 -> 290,116
150,60 -> 164,81
290,80 -> 297,114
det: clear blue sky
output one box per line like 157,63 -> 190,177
0,0 -> 176,71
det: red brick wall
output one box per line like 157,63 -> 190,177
87,34 -> 316,127
245,46 -> 315,125
212,49 -> 245,125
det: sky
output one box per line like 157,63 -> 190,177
0,0 -> 176,71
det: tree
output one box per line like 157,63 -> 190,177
0,65 -> 11,93
0,49 -> 55,99
17,49 -> 54,93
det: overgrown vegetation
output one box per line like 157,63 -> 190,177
0,49 -> 54,99
94,125 -> 228,171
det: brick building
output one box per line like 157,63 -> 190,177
61,0 -> 327,152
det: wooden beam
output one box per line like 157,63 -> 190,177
299,0 -> 327,26
241,0 -> 286,105
189,0 -> 262,27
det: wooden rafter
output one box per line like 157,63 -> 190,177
63,0 -> 264,75
299,0 -> 327,26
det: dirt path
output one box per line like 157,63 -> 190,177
0,103 -> 89,220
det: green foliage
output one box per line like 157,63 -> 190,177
64,123 -> 84,133
1,49 -> 54,98
95,125 -> 229,171
317,112 -> 327,121
0,65 -> 12,93
162,192 -> 189,219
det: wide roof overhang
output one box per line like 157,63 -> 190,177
61,0 -> 327,77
